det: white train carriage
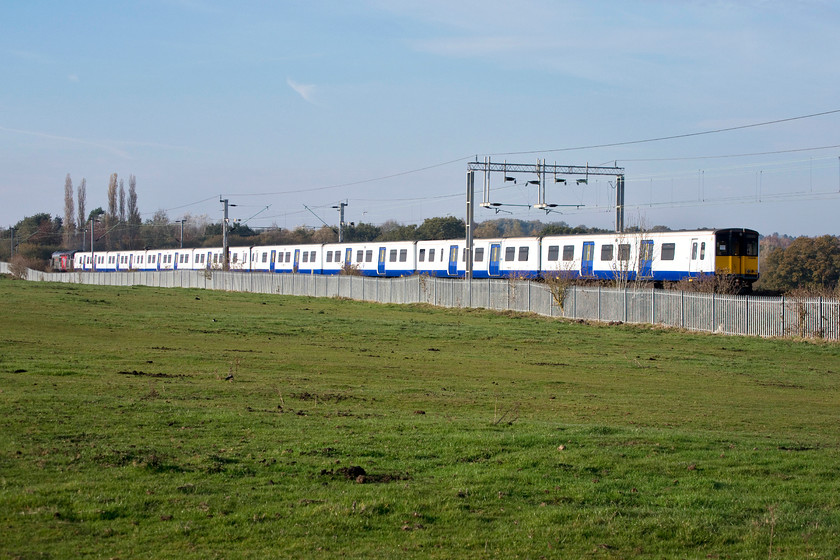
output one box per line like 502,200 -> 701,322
73,252 -> 92,271
320,243 -> 373,275
416,239 -> 501,278
370,241 -> 417,277
113,249 -> 149,271
495,237 -> 542,278
539,230 -> 730,283
267,244 -> 323,274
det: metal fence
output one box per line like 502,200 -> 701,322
3,262 -> 838,341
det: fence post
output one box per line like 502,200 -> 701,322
597,286 -> 601,321
820,297 -> 824,337
711,292 -> 716,333
681,290 -> 685,329
651,287 -> 655,325
624,287 -> 628,323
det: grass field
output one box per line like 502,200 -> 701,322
1,275 -> 839,559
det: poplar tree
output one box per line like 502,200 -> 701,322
63,174 -> 75,248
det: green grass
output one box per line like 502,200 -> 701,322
1,275 -> 840,558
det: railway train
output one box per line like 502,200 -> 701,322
52,228 -> 759,288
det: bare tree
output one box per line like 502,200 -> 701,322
63,174 -> 75,248
77,178 -> 87,232
106,173 -> 118,248
118,178 -> 126,223
107,173 -> 118,220
127,175 -> 140,248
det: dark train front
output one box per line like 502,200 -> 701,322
714,228 -> 759,290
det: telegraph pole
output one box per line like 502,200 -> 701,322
221,198 -> 229,270
9,227 -> 13,259
332,202 -> 348,242
90,219 -> 95,271
221,197 -> 236,270
175,219 -> 186,248
465,171 -> 475,281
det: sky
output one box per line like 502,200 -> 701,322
2,0 -> 840,237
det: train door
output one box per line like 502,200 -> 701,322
60,254 -> 69,271
377,247 -> 387,276
689,238 -> 699,275
448,245 -> 459,276
173,252 -> 179,270
207,252 -> 212,270
269,250 -> 276,273
157,253 -> 162,271
639,240 -> 654,278
489,243 -> 501,277
293,249 -> 300,273
128,254 -> 134,270
345,248 -> 352,269
581,242 -> 595,277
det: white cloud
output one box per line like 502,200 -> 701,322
287,78 -> 318,104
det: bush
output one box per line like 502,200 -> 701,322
8,254 -> 39,279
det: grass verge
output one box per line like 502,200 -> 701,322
1,276 -> 839,558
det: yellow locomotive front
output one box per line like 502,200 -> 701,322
714,228 -> 759,289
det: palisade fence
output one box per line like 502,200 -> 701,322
3,262 -> 839,341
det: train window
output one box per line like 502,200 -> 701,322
232,254 -> 238,263
547,245 -> 559,261
310,251 -> 316,262
744,238 -> 758,257
365,250 -> 373,262
475,247 -> 484,262
618,244 -> 630,261
601,245 -> 614,261
661,243 -> 676,261
716,241 -> 728,256
262,252 -> 268,263
354,250 -> 362,262
419,249 -> 425,262
518,247 -> 529,261
326,252 -> 332,263
700,242 -> 706,259
562,245 -> 574,261
302,252 -> 308,263
428,248 -> 435,262
399,249 -> 408,262
691,242 -> 698,260
389,249 -> 397,262
335,251 -> 341,262
505,247 -> 515,262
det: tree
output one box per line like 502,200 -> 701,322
127,175 -> 140,249
415,216 -> 465,240
344,222 -> 381,242
378,220 -> 416,241
106,173 -> 118,249
759,236 -> 840,293
118,179 -> 126,223
63,174 -> 75,248
13,213 -> 63,264
77,178 -> 87,234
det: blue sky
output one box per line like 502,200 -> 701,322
2,0 -> 839,236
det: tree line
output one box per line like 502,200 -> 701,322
0,174 -> 838,295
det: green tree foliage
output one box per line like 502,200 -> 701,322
414,216 -> 465,240
12,213 -> 63,262
378,220 -> 417,241
343,222 -> 381,242
759,235 -> 840,292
